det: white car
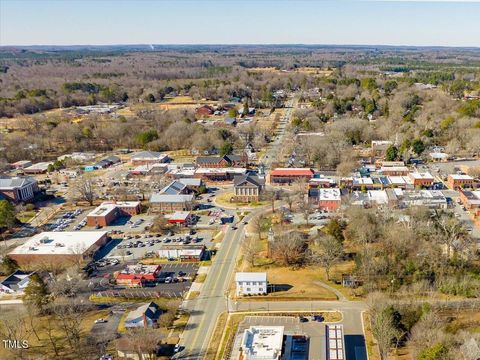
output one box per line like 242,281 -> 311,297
94,318 -> 108,324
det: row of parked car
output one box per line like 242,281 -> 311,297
49,209 -> 85,232
95,258 -> 120,267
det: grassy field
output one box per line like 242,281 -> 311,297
215,192 -> 268,208
16,210 -> 37,223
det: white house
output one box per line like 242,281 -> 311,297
124,302 -> 161,329
235,272 -> 267,296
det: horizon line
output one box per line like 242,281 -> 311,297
1,43 -> 480,49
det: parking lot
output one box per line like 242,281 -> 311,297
231,315 -> 326,360
43,208 -> 86,232
44,209 -> 157,234
98,230 -> 214,261
89,263 -> 199,298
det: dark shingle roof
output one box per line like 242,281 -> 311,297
233,175 -> 264,187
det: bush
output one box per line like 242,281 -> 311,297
417,343 -> 448,360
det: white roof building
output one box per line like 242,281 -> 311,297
409,172 -> 434,181
319,188 -> 341,201
449,174 -> 474,181
10,231 -> 108,256
387,176 -> 413,187
241,326 -> 284,360
235,272 -> 267,283
131,151 -> 169,163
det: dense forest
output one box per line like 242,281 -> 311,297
1,45 -> 480,165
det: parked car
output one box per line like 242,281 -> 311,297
94,318 -> 108,324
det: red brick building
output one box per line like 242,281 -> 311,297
408,172 -> 434,187
9,231 -> 108,267
269,168 -> 315,185
86,201 -> 141,227
447,174 -> 475,190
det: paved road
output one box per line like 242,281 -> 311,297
176,210 -> 261,359
232,300 -> 367,336
262,95 -> 297,170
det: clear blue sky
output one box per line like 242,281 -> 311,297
1,0 -> 479,47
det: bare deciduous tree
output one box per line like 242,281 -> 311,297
242,236 -> 261,267
270,232 -> 307,267
74,176 -> 97,206
313,235 -> 343,281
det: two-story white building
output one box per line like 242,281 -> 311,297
235,272 -> 267,296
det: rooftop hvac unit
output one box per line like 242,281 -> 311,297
39,237 -> 50,244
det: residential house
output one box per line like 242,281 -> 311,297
0,176 -> 38,203
195,105 -> 214,117
116,337 -> 159,360
233,175 -> 265,202
124,302 -> 161,329
0,270 -> 34,295
235,272 -> 267,296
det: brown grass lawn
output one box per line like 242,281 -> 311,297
0,308 -> 111,360
235,233 -> 358,300
215,192 -> 268,208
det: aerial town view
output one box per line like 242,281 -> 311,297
0,1 -> 480,359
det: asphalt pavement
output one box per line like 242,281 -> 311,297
176,210 -> 261,359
